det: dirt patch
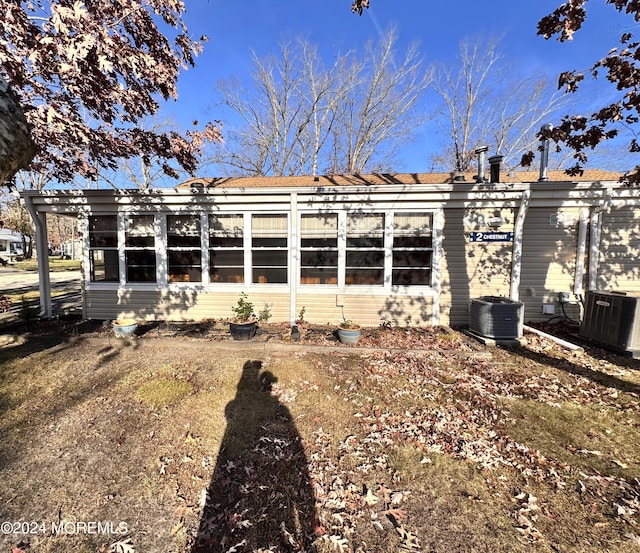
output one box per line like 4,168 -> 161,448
0,318 -> 639,553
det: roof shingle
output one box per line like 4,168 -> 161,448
175,170 -> 623,189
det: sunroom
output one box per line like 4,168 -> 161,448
23,177 -> 444,327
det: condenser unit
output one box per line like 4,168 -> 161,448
579,291 -> 640,357
469,296 -> 523,340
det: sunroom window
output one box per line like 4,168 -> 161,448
209,214 -> 244,283
252,214 -> 287,284
89,215 -> 118,282
167,214 -> 202,282
346,213 -> 384,285
300,214 -> 338,285
392,212 -> 433,286
125,215 -> 156,283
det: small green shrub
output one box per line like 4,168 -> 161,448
231,292 -> 255,322
257,302 -> 272,323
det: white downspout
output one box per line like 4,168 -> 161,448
574,208 -> 589,296
510,190 -> 531,301
431,209 -> 444,326
289,193 -> 298,326
588,189 -> 612,291
588,211 -> 602,291
23,195 -> 52,318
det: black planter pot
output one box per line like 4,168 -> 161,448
229,321 -> 257,341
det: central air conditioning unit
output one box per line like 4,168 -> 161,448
469,296 -> 523,340
579,290 -> 640,357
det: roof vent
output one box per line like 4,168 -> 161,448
488,155 -> 503,183
453,172 -> 466,182
539,123 -> 553,182
475,146 -> 489,183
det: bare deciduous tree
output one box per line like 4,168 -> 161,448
432,36 -> 568,173
211,38 -> 354,177
330,30 -> 433,174
212,30 -> 432,177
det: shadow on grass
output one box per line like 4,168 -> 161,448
191,360 -> 317,552
0,318 -> 140,471
503,344 -> 640,396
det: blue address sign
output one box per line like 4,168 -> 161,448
469,231 -> 514,242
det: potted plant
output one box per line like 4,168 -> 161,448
337,318 -> 362,344
229,292 -> 257,340
112,318 -> 138,338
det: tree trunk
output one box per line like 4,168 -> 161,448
0,78 -> 36,183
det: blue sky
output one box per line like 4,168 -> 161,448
159,0 -> 635,174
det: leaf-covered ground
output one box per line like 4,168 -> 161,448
0,320 -> 638,553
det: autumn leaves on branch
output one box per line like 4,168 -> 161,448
351,1 -> 370,16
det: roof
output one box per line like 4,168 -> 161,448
175,170 -> 624,189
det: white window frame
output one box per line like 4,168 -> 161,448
208,213 -> 245,284
87,214 -> 119,283
166,213 -> 203,283
390,211 -> 435,288
344,211 -> 386,287
124,213 -> 158,284
299,213 -> 339,286
250,212 -> 289,285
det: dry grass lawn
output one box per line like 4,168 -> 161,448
0,321 -> 639,553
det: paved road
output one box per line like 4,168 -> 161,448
0,268 -> 82,323
0,267 -> 82,291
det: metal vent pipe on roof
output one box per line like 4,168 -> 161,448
488,155 -> 503,183
539,123 -> 553,182
475,146 -> 489,183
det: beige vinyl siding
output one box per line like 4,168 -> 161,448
85,289 -> 290,322
597,207 -> 640,292
441,207 -> 515,326
519,207 -> 582,322
86,287 -> 433,327
85,290 -> 120,320
296,292 -> 433,327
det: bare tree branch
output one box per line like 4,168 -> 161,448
212,30 -> 431,177
432,36 -> 568,172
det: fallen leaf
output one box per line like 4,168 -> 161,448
363,486 -> 379,506
110,539 -> 135,553
198,488 -> 210,509
383,507 -> 407,525
329,534 -> 349,553
169,522 -> 182,536
625,533 -> 640,545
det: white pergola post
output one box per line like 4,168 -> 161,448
23,195 -> 52,317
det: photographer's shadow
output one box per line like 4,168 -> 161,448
191,360 -> 316,552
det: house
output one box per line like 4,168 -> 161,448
21,166 -> 639,328
0,228 -> 26,265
